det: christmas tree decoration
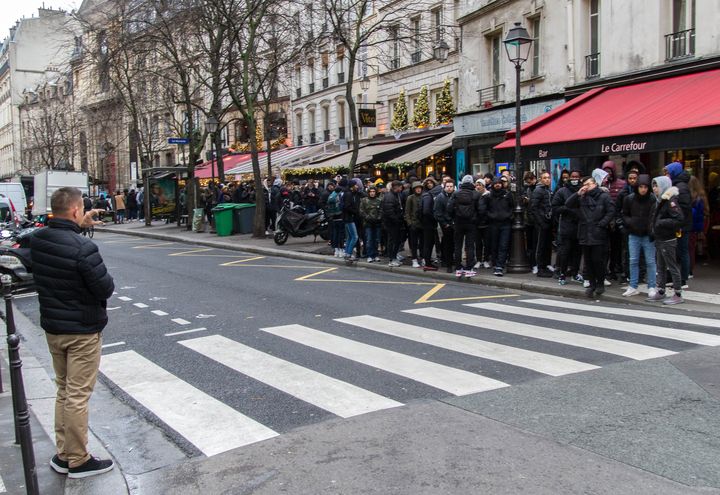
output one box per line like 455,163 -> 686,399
413,85 -> 430,129
391,89 -> 408,131
435,79 -> 456,125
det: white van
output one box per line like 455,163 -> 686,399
0,183 -> 27,214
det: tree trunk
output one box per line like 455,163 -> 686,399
215,130 -> 225,183
345,51 -> 359,179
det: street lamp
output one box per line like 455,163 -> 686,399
433,39 -> 450,63
503,21 -> 533,274
360,75 -> 371,91
205,115 -> 218,185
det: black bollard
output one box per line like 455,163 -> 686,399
7,333 -> 40,495
2,275 -> 19,443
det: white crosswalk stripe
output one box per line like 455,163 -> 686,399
261,324 -> 509,395
100,350 -> 278,456
524,298 -> 720,328
470,302 -> 720,346
405,308 -> 675,360
180,334 -> 402,418
99,299 -> 720,457
337,315 -> 599,376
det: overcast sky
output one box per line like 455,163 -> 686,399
2,0 -> 79,38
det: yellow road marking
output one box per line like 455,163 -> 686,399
223,264 -> 327,269
169,248 -> 251,258
132,242 -> 177,249
294,267 -> 337,281
219,256 -> 266,266
304,279 -> 433,285
168,248 -> 214,256
413,283 -> 446,304
415,292 -> 519,304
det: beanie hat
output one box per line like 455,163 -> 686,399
461,175 -> 474,185
664,161 -> 683,179
592,168 -> 609,185
339,178 -> 349,188
412,181 -> 422,189
637,174 -> 650,187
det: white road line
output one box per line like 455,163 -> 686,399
117,296 -> 132,302
133,303 -> 149,308
165,327 -> 207,337
100,350 -> 278,456
524,298 -> 720,328
338,315 -> 598,376
101,341 -> 126,349
12,292 -> 37,299
0,472 -> 6,492
171,318 -> 191,325
261,324 -> 508,395
405,308 -> 674,360
107,307 -> 121,311
470,303 -> 720,346
181,335 -> 402,418
152,310 -> 169,316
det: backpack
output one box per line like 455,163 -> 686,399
326,190 -> 342,217
454,191 -> 475,220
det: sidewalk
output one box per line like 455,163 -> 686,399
98,220 -> 720,315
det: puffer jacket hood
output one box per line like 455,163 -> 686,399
652,176 -> 672,199
602,160 -> 617,178
665,161 -> 684,179
661,186 -> 679,201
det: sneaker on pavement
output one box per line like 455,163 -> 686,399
473,261 -> 481,269
622,287 -> 640,297
367,257 -> 374,263
647,288 -> 658,299
373,257 -> 381,262
681,284 -> 689,290
412,259 -> 421,268
423,264 -> 439,272
493,267 -> 503,277
396,254 -> 405,262
388,260 -> 401,267
688,274 -> 694,279
68,457 -> 114,479
583,280 -> 591,288
595,286 -> 606,296
537,269 -> 553,278
464,269 -> 477,277
663,295 -> 684,305
455,269 -> 464,277
646,291 -> 665,302
558,276 -> 567,286
604,279 -> 612,286
50,455 -> 69,474
532,265 -> 539,274
546,265 -> 556,272
483,261 -> 491,269
585,287 -> 595,298
573,274 -> 584,283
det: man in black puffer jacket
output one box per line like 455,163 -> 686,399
552,170 -> 582,284
448,175 -> 481,276
530,171 -> 553,277
30,187 -> 115,479
485,176 -> 515,276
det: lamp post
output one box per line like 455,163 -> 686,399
503,22 -> 533,274
433,39 -> 450,62
205,115 -> 219,185
360,75 -> 370,92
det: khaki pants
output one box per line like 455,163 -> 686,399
46,332 -> 102,467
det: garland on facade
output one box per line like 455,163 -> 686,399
391,89 -> 408,131
413,85 -> 430,129
283,166 -> 349,177
435,79 -> 455,125
374,161 -> 415,170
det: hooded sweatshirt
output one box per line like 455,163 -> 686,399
664,161 -> 692,230
601,160 -> 627,201
622,174 -> 653,236
591,168 -> 609,188
650,176 -> 683,242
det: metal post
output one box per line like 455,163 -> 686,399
211,133 -> 216,186
507,62 -> 531,273
3,275 -> 39,494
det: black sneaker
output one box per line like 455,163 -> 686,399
68,456 -> 114,479
595,286 -> 605,296
50,455 -> 68,474
585,287 -> 595,298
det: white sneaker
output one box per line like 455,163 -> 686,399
583,280 -> 590,288
647,288 -> 658,299
532,265 -> 538,274
622,287 -> 640,297
265,230 -> 271,235
367,257 -> 373,263
604,279 -> 612,286
373,257 -> 381,262
473,261 -> 481,269
396,254 -> 405,262
546,265 -> 555,272
412,259 -> 421,268
681,284 -> 689,290
483,261 -> 491,269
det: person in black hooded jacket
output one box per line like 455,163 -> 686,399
484,176 -> 515,276
664,161 -> 691,286
552,169 -> 582,284
30,187 -> 116,478
448,175 -> 481,275
621,174 -> 657,298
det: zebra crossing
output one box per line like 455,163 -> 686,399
99,298 -> 720,457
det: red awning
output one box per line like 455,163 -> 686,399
194,153 -> 265,179
495,68 -> 720,158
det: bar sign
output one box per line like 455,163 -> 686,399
358,109 -> 376,128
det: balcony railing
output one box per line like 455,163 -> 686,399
338,127 -> 346,140
295,88 -> 302,98
308,82 -> 315,93
337,72 -> 345,84
411,51 -> 421,64
585,52 -> 600,79
665,28 -> 695,61
323,129 -> 330,141
322,77 -> 329,89
477,84 -> 505,107
310,132 -> 316,144
391,58 -> 400,70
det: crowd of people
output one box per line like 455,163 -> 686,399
261,160 -> 711,306
88,188 -> 142,223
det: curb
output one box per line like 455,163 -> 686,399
97,225 -> 685,311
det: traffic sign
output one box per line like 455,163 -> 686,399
168,137 -> 190,145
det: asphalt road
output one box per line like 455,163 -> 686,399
13,230 -> 720,493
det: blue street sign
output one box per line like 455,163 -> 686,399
168,137 -> 190,145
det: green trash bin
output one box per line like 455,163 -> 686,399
211,203 -> 236,236
233,203 -> 256,234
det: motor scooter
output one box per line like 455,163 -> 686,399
273,201 -> 329,245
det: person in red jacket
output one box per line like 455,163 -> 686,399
601,160 -> 627,280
